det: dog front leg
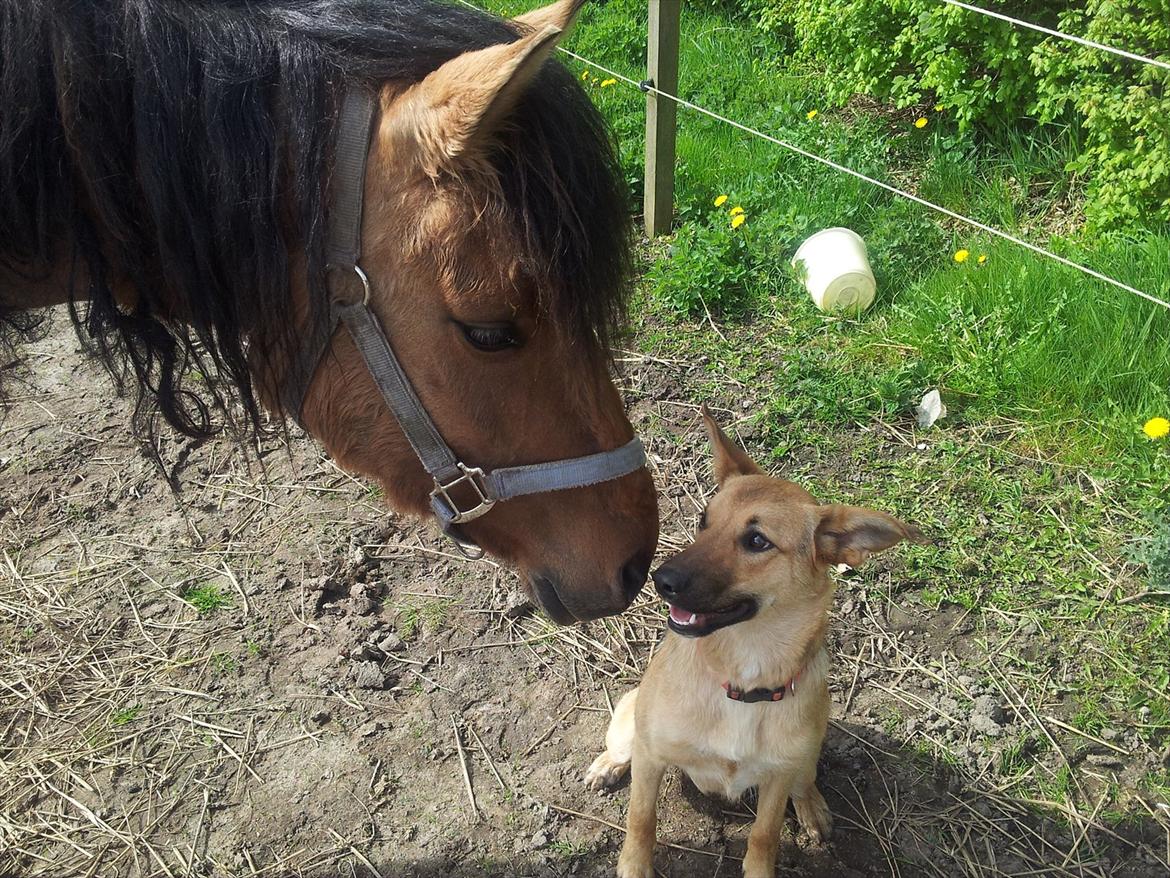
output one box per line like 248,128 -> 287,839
741,774 -> 793,878
616,743 -> 665,878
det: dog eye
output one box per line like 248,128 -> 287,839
742,530 -> 773,553
459,322 -> 520,352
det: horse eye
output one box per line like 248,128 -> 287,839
742,530 -> 773,553
460,323 -> 520,352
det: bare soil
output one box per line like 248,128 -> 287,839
2,311 -> 1167,877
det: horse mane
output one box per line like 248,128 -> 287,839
0,0 -> 631,439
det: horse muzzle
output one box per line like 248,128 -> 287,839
529,547 -> 652,624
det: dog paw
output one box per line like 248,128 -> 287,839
740,851 -> 776,878
615,848 -> 654,878
793,790 -> 832,844
584,751 -> 629,791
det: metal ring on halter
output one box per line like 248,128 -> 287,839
326,263 -> 371,306
430,463 -> 497,525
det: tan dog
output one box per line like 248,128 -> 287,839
586,408 -> 925,878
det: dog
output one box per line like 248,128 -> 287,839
585,407 -> 925,878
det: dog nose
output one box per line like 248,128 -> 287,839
620,551 -> 652,602
651,565 -> 688,599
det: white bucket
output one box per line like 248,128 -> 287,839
791,227 -> 876,313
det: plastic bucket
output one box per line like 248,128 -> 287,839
791,227 -> 876,313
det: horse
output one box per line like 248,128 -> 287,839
0,0 -> 658,624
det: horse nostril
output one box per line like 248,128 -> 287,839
620,551 -> 652,602
651,565 -> 688,598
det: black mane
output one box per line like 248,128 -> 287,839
0,0 -> 631,438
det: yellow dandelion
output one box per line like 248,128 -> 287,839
954,249 -> 970,263
807,109 -> 818,120
915,117 -> 929,129
580,70 -> 590,81
934,104 -> 944,112
977,254 -> 988,265
1143,417 -> 1170,440
714,194 -> 729,207
731,214 -> 747,229
729,206 -> 745,217
600,78 -> 617,88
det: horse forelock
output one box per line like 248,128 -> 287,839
0,0 -> 631,440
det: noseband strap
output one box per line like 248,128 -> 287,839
282,89 -> 647,554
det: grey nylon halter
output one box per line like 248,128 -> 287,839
282,90 -> 647,557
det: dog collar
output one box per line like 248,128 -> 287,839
722,670 -> 800,704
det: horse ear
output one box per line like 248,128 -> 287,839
513,0 -> 587,34
813,506 -> 927,568
388,23 -> 564,174
702,405 -> 763,487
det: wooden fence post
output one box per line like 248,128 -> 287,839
644,0 -> 680,238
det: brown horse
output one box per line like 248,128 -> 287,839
0,0 -> 657,623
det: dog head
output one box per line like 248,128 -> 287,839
653,407 -> 926,638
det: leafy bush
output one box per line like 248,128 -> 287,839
650,204 -> 759,317
1031,0 -> 1170,227
743,0 -> 1170,228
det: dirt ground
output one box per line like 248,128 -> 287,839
2,311 -> 1168,877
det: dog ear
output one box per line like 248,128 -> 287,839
701,405 -> 763,486
813,506 -> 927,568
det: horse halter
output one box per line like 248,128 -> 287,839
281,90 -> 647,557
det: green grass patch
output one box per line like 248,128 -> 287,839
210,651 -> 239,675
181,581 -> 232,615
395,595 -> 457,640
110,705 -> 142,727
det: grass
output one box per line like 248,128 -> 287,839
181,581 -> 232,615
210,652 -> 239,675
110,705 -> 142,727
395,595 -> 457,640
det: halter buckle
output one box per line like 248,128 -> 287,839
431,463 -> 496,525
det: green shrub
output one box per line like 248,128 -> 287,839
1031,0 -> 1170,227
745,0 -> 1170,229
650,204 -> 759,317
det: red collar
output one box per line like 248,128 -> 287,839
722,669 -> 800,704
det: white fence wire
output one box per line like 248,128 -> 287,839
937,0 -> 1170,73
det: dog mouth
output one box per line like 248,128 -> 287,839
666,598 -> 757,637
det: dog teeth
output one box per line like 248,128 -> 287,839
687,613 -> 696,625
